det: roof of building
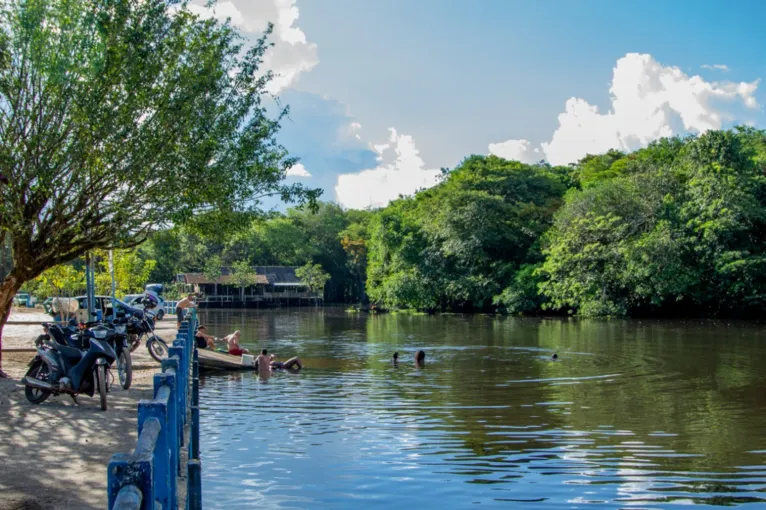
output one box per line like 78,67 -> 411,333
179,266 -> 304,286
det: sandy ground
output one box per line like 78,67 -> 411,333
0,308 -> 186,510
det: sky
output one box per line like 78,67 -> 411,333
188,0 -> 766,210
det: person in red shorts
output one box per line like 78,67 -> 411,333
223,330 -> 249,356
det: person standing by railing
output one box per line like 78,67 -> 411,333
176,294 -> 196,330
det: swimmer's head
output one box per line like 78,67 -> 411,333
415,350 -> 425,364
552,353 -> 558,360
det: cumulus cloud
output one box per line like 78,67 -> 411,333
335,129 -> 442,209
487,139 -> 541,164
185,0 -> 318,93
701,64 -> 730,72
286,162 -> 311,177
490,53 -> 759,166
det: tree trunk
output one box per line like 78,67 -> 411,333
0,272 -> 24,377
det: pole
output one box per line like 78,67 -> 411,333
109,250 -> 116,321
85,252 -> 96,321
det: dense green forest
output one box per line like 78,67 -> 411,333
22,128 -> 766,318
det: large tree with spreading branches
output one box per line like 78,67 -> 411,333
0,0 -> 321,376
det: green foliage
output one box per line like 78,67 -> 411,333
228,260 -> 256,298
366,155 -> 568,311
0,0 -> 319,310
540,129 -> 766,317
203,254 -> 223,284
295,263 -> 330,296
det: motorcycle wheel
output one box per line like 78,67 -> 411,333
24,361 -> 51,404
118,350 -> 132,390
147,336 -> 168,363
97,365 -> 108,411
128,334 -> 140,353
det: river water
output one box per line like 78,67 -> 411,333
197,308 -> 766,508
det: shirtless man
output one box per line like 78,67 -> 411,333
256,349 -> 271,373
194,326 -> 217,350
224,330 -> 249,356
176,294 -> 196,329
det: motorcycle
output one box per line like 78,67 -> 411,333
102,320 -> 133,390
124,298 -> 168,363
23,324 -> 117,410
35,320 -> 79,348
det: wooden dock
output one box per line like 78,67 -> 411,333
197,349 -> 255,372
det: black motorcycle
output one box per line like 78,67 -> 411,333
24,324 -> 117,410
104,320 -> 133,389
124,302 -> 168,363
36,319 -> 132,390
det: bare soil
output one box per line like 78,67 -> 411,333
0,307 -> 184,510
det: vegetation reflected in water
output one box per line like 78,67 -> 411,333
198,308 -> 766,508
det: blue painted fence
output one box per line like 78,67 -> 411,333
107,309 -> 202,510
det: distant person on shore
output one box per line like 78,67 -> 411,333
176,294 -> 196,329
194,326 -> 217,350
269,354 -> 302,370
392,351 -> 399,366
415,350 -> 426,367
224,330 -> 249,356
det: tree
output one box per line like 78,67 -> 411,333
295,262 -> 330,305
0,0 -> 320,375
203,254 -> 223,296
229,260 -> 255,303
93,249 -> 156,297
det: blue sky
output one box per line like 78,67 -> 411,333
190,0 -> 766,209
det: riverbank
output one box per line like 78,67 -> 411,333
0,308 -> 184,510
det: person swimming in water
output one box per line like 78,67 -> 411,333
415,350 -> 425,367
392,351 -> 399,366
269,354 -> 302,370
552,353 -> 558,360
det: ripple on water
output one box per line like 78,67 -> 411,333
197,310 -> 766,509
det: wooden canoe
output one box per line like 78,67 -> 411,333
197,349 -> 255,372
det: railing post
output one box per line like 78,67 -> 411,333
168,346 -> 185,448
108,455 -> 152,510
138,400 -> 169,510
187,460 -> 202,510
190,349 -> 200,460
155,369 -> 178,507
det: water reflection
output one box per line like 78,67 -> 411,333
199,308 -> 766,508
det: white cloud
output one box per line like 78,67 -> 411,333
701,64 -> 730,72
488,139 -> 541,164
286,162 -> 311,177
335,128 -> 442,209
184,0 -> 318,93
491,53 -> 760,166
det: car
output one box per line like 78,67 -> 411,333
122,293 -> 166,320
13,292 -> 33,307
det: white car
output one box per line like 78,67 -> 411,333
123,294 -> 166,320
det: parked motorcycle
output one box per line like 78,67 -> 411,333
103,320 -> 133,390
124,296 -> 168,363
24,324 -> 117,410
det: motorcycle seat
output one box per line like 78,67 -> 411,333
52,343 -> 83,361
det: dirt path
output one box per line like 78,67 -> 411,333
0,308 -> 184,510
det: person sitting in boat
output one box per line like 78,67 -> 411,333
224,330 -> 249,356
269,354 -> 302,371
194,326 -> 217,350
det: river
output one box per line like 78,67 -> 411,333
196,307 -> 766,508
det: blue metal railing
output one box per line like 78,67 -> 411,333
107,309 -> 202,509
